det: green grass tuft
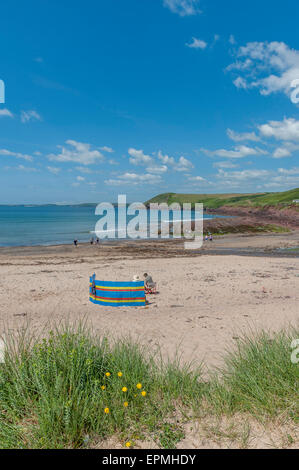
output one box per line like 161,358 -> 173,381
205,328 -> 299,421
0,324 -> 202,449
0,325 -> 298,448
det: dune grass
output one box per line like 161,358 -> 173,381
0,324 -> 202,449
204,328 -> 299,422
0,324 -> 298,448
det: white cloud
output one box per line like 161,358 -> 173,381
128,148 -> 153,165
105,172 -> 162,186
213,161 -> 239,169
0,108 -> 13,118
201,145 -> 266,159
259,117 -> 299,142
76,176 -> 85,181
48,140 -> 104,165
226,118 -> 299,159
188,175 -> 208,184
108,159 -> 118,165
228,41 -> 299,98
0,149 -> 33,162
21,110 -> 42,123
75,166 -> 93,174
217,168 -> 271,181
273,147 -> 292,159
233,77 -> 248,89
229,34 -> 236,45
4,164 -> 38,172
213,166 -> 299,191
47,166 -> 61,174
163,0 -> 201,16
157,150 -> 175,166
16,164 -> 38,172
227,128 -> 260,142
157,150 -> 193,171
175,156 -> 194,171
264,174 -> 299,188
145,165 -> 168,174
100,146 -> 114,153
227,58 -> 253,72
278,167 -> 299,175
186,37 -> 207,49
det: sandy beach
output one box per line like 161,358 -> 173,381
0,230 -> 298,449
1,231 -> 298,370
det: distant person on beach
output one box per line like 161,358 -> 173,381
90,237 -> 94,245
73,239 -> 78,246
96,238 -> 100,245
209,234 -> 213,242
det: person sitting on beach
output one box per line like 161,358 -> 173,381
143,273 -> 157,294
143,273 -> 155,288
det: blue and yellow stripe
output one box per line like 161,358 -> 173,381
89,276 -> 146,307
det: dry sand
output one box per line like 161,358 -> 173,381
1,231 -> 298,370
0,231 -> 298,448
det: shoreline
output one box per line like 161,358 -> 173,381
0,230 -> 298,258
2,204 -> 297,250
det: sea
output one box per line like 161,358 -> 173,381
0,204 -> 222,247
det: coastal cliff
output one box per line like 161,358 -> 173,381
146,188 -> 299,233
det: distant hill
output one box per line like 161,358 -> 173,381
146,188 -> 299,209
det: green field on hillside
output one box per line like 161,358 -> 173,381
146,188 -> 299,209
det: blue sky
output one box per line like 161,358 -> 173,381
1,0 -> 299,204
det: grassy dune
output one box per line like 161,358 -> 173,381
0,325 -> 202,449
205,329 -> 299,419
0,325 -> 298,449
146,188 -> 299,209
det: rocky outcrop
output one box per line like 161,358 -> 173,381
207,205 -> 299,230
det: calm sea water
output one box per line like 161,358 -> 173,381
0,205 -> 220,247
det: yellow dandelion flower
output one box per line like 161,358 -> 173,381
141,391 -> 147,397
136,383 -> 142,389
122,387 -> 128,392
134,394 -> 137,397
105,372 -> 111,377
124,402 -> 129,407
118,372 -> 123,377
125,442 -> 131,448
101,385 -> 106,390
104,407 -> 110,414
